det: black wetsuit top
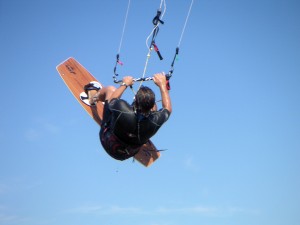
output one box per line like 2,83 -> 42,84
104,98 -> 170,145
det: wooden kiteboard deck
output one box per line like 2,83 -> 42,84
56,57 -> 160,167
56,57 -> 103,125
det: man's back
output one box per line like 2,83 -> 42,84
108,99 -> 170,145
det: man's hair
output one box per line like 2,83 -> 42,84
134,86 -> 155,115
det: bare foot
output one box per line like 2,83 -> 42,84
88,90 -> 98,105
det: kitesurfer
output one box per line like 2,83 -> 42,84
82,73 -> 171,160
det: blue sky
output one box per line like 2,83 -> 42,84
0,0 -> 300,225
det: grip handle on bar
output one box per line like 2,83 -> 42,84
114,76 -> 153,84
113,73 -> 171,84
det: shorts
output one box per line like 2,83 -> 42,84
100,100 -> 141,161
100,127 -> 140,161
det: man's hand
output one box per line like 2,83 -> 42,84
153,72 -> 172,113
122,76 -> 134,86
153,72 -> 167,88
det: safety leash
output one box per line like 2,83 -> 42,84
151,9 -> 164,60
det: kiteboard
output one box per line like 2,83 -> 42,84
56,57 -> 160,167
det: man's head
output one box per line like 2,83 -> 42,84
134,86 -> 155,115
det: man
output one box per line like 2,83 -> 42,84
82,73 -> 172,161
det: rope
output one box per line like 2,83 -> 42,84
113,0 -> 131,83
145,0 -> 166,50
139,0 -> 166,90
113,0 -> 194,93
178,0 -> 194,47
167,0 -> 194,79
159,0 -> 164,9
117,0 -> 131,54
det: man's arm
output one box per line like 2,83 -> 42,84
153,73 -> 172,114
108,76 -> 134,102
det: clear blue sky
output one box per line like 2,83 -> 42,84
1,0 -> 299,225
